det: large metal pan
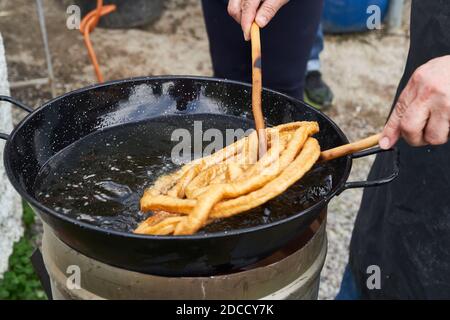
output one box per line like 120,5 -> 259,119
0,76 -> 398,276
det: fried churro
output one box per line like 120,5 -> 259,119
135,121 -> 320,235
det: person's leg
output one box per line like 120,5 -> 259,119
306,24 -> 324,73
304,24 -> 334,109
335,265 -> 361,300
260,1 -> 323,99
202,0 -> 324,100
201,0 -> 252,84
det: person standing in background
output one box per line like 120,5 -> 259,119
305,24 -> 334,110
201,0 -> 324,100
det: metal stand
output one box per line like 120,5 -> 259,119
31,249 -> 53,300
41,220 -> 327,300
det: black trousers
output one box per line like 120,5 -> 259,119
201,0 -> 323,100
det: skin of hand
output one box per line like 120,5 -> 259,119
227,0 -> 289,40
379,55 -> 450,149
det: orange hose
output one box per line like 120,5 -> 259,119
79,0 -> 116,82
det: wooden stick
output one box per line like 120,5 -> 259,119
251,22 -> 267,157
319,133 -> 382,162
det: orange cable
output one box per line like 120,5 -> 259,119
79,0 -> 116,83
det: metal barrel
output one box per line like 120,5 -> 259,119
42,218 -> 327,300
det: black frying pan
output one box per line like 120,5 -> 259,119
0,76 -> 398,276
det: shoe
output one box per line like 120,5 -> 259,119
304,71 -> 334,110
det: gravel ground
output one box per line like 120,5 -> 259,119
0,0 -> 411,299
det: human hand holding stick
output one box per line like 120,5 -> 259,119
320,58 -> 450,158
228,0 -> 289,40
379,55 -> 450,149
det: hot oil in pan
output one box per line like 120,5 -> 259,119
34,115 -> 334,234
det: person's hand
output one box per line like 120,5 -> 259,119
379,55 -> 450,149
227,0 -> 289,41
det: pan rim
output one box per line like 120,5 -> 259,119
3,75 -> 352,240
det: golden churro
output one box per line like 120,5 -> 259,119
135,121 -> 320,235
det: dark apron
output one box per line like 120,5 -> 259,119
350,0 -> 450,299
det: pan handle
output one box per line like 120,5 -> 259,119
0,96 -> 33,140
338,147 -> 399,194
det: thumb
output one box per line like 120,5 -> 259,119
255,0 -> 287,28
380,103 -> 403,149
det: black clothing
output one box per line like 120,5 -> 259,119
201,0 -> 323,99
350,0 -> 450,299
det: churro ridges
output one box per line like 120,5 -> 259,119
135,121 -> 320,235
